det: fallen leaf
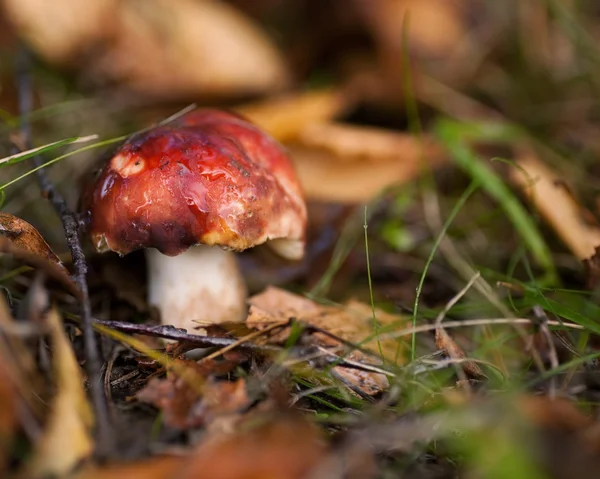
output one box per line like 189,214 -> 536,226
510,149 -> 600,260
0,213 -> 64,268
247,286 -> 407,395
331,351 -> 391,396
298,122 -> 444,163
0,214 -> 78,298
137,363 -> 250,430
362,0 -> 467,59
248,287 -> 405,360
354,0 -> 470,100
435,327 -> 486,379
288,126 -> 445,203
0,0 -> 116,64
236,89 -> 351,143
92,0 -> 289,98
25,308 -> 94,477
3,0 -> 289,99
74,415 -> 329,479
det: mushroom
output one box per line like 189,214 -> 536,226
81,109 -> 307,331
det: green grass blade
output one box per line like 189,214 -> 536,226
0,135 -> 99,167
0,135 -> 127,192
411,179 -> 480,361
434,118 -> 557,284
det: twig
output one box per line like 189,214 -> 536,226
378,316 -> 583,342
434,272 -> 481,327
15,48 -> 111,451
202,321 -> 289,360
532,305 -> 559,399
109,370 -> 140,387
91,318 -> 280,351
91,318 -> 391,375
434,272 -> 483,388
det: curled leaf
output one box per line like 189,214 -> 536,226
0,213 -> 63,267
0,214 -> 78,297
289,125 -> 445,203
435,327 -> 486,379
510,150 -> 600,261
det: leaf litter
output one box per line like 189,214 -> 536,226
136,358 -> 252,431
247,286 -> 406,396
4,1 -> 600,478
24,308 -> 94,478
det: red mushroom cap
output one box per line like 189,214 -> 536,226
81,109 -> 306,259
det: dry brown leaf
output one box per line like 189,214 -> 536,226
356,0 -> 469,96
510,150 -> 600,260
236,89 -> 350,143
137,359 -> 250,430
0,0 -> 116,64
73,416 -> 329,479
0,214 -> 78,298
289,126 -> 444,202
331,350 -> 391,396
248,286 -> 405,361
0,213 -> 64,268
3,0 -> 288,99
25,308 -> 94,477
247,286 -> 407,395
298,122 -> 444,163
361,0 -> 467,59
434,327 -> 486,379
91,0 -> 289,98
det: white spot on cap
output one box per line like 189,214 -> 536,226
111,153 -> 145,177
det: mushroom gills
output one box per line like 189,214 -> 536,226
145,245 -> 248,331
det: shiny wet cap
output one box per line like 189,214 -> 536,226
81,109 -> 307,259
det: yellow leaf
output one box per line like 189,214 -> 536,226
237,89 -> 350,143
26,308 -> 94,477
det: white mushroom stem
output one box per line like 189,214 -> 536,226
145,245 -> 247,332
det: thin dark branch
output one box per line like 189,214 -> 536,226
15,48 -> 111,451
91,318 -> 281,351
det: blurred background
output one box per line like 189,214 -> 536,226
0,0 -> 598,306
